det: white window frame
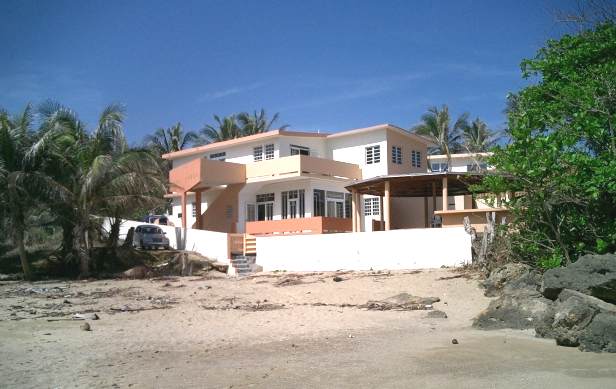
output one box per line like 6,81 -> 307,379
290,144 -> 310,156
209,151 -> 226,161
265,143 -> 275,160
253,146 -> 263,162
365,145 -> 381,164
392,146 -> 402,164
363,197 -> 380,216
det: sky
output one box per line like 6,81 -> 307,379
0,0 -> 579,144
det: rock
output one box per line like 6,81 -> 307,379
482,263 -> 533,297
73,313 -> 99,321
426,310 -> 448,319
537,289 -> 616,352
333,276 -> 344,282
473,291 -> 554,330
362,293 -> 439,311
451,338 -> 459,344
542,253 -> 616,304
80,322 -> 91,331
122,265 -> 152,279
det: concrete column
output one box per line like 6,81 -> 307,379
351,189 -> 357,232
384,180 -> 391,231
431,182 -> 437,227
194,190 -> 202,229
442,176 -> 448,211
423,196 -> 429,228
379,196 -> 384,231
181,191 -> 187,230
355,192 -> 362,232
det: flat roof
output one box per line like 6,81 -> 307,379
162,123 -> 433,160
345,172 -> 488,197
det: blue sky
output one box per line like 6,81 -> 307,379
1,0 -> 576,144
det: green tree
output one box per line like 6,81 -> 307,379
237,109 -> 288,135
145,122 -> 198,155
412,105 -> 468,169
37,102 -> 165,276
462,118 -> 497,153
482,23 -> 616,267
200,115 -> 241,143
0,105 -> 37,279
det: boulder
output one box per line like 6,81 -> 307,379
538,289 -> 616,352
542,253 -> 616,304
481,263 -> 534,297
473,291 -> 553,330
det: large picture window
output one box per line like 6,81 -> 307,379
282,189 -> 305,219
313,189 -> 351,218
256,193 -> 274,221
290,144 -> 310,156
365,145 -> 381,164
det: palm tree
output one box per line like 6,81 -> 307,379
462,118 -> 497,153
412,105 -> 468,170
36,102 -> 165,277
237,109 -> 288,135
200,115 -> 241,143
145,122 -> 198,155
0,104 -> 43,279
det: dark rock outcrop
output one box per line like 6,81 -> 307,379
543,253 -> 616,304
481,263 -> 533,297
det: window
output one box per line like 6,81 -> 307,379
326,191 -> 346,218
467,163 -> 488,172
313,189 -> 325,217
253,146 -> 263,162
344,193 -> 351,218
177,213 -> 182,218
246,204 -> 256,222
364,197 -> 380,216
192,203 -> 197,217
256,193 -> 274,221
392,146 -> 402,164
209,152 -> 226,161
290,144 -> 310,156
265,143 -> 275,160
431,162 -> 448,172
282,189 -> 305,219
365,145 -> 381,164
411,150 -> 422,168
225,205 -> 233,219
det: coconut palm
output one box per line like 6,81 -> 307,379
200,115 -> 241,143
462,118 -> 498,153
412,105 -> 468,170
237,109 -> 288,135
145,122 -> 198,155
0,104 -> 46,279
36,102 -> 166,276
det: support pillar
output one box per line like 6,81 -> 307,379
431,182 -> 437,227
384,180 -> 391,231
181,191 -> 187,230
379,196 -> 384,231
355,191 -> 362,232
351,189 -> 357,232
423,196 -> 429,228
442,176 -> 448,211
194,190 -> 202,229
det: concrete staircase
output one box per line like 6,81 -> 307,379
230,255 -> 257,276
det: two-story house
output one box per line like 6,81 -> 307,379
162,124 -> 432,235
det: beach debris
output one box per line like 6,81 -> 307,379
361,293 -> 440,311
451,338 -> 459,344
426,310 -> 448,319
73,313 -> 100,321
80,322 -> 91,331
333,276 -> 344,282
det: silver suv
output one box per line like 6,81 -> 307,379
133,225 -> 170,250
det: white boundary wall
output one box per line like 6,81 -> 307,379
256,227 -> 471,271
102,219 -> 230,264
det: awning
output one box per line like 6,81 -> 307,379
345,172 -> 487,197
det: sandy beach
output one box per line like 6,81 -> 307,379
1,269 -> 615,388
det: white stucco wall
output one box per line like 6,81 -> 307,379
327,129 -> 389,178
256,227 -> 472,271
103,218 -> 230,263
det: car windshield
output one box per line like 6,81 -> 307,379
142,227 -> 162,234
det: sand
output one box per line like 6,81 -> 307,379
0,268 -> 615,388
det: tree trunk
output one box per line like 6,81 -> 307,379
107,217 -> 121,248
14,226 -> 32,280
73,224 -> 90,278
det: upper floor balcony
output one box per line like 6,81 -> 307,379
168,155 -> 362,193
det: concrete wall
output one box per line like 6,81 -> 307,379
256,227 -> 472,271
104,219 -> 230,263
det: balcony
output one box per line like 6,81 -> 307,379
246,217 -> 352,236
169,158 -> 245,192
246,155 -> 361,182
168,155 -> 361,193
